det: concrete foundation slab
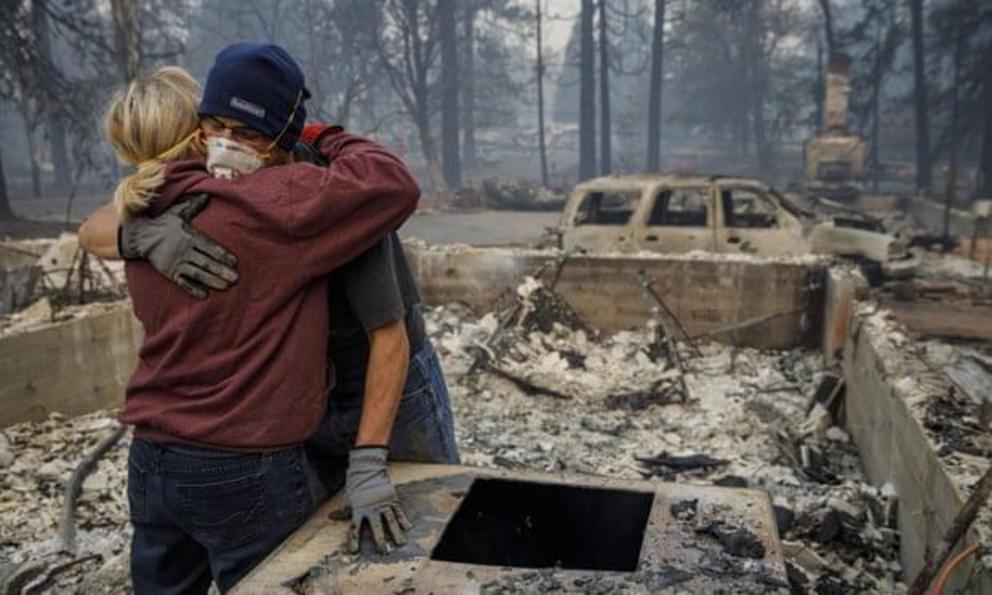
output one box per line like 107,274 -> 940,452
234,464 -> 788,594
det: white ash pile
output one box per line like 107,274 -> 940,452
476,177 -> 566,211
426,276 -> 904,593
0,411 -> 131,594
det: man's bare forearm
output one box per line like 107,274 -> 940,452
78,203 -> 121,259
355,318 -> 410,447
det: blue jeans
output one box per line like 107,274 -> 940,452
306,344 -> 460,494
127,439 -> 318,594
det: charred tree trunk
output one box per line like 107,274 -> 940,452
0,153 -> 14,220
981,69 -> 992,198
736,9 -> 751,159
598,0 -> 611,175
746,8 -> 770,174
818,0 -> 835,53
416,106 -> 447,198
944,6 -> 963,233
440,0 -> 461,190
111,0 -> 140,82
461,2 -> 477,175
536,0 -> 549,187
646,0 -> 665,172
870,18 -> 882,193
22,117 -> 41,199
33,0 -> 70,189
814,37 -> 824,131
579,0 -> 596,181
50,120 -> 70,190
909,0 -> 931,193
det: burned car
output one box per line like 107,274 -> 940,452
559,175 -> 917,278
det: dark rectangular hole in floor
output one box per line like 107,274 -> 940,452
430,477 -> 654,572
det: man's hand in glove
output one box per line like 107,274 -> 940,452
345,447 -> 412,554
119,193 -> 238,299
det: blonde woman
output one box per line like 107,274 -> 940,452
91,46 -> 418,594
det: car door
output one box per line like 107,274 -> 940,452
715,185 -> 805,256
560,188 -> 644,253
634,184 -> 717,254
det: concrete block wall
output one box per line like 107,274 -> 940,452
821,266 -> 868,363
0,306 -> 142,427
405,245 -> 826,350
844,312 -> 990,592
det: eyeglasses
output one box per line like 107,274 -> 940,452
200,116 -> 269,144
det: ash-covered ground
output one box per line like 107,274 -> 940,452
0,413 -> 132,594
1,279 -> 904,593
431,278 -> 903,594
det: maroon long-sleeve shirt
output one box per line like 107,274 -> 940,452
121,130 -> 419,449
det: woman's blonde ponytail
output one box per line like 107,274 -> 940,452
113,161 -> 165,219
104,67 -> 202,219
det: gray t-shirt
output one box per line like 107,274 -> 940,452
326,232 -> 425,391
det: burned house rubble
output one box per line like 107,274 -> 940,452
0,274 -> 910,593
424,280 -> 904,593
1,189 -> 991,594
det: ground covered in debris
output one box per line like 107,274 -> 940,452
1,280 -> 904,594
0,412 -> 131,594
430,277 -> 904,593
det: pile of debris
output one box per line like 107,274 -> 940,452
921,341 -> 992,459
429,277 -> 904,593
0,234 -> 126,337
0,412 -> 131,594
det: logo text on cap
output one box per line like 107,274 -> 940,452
230,97 -> 266,118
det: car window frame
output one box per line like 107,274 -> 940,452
570,187 -> 647,228
643,183 -> 714,229
717,185 -> 782,230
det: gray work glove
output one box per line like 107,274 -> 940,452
119,193 -> 238,299
345,447 -> 412,554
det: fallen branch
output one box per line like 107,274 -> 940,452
58,424 -> 127,555
481,361 -> 572,400
908,464 -> 992,595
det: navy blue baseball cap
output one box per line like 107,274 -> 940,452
199,42 -> 311,151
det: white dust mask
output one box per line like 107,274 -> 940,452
205,136 -> 266,180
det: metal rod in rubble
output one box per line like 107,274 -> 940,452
636,271 -> 702,357
635,272 -> 691,402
